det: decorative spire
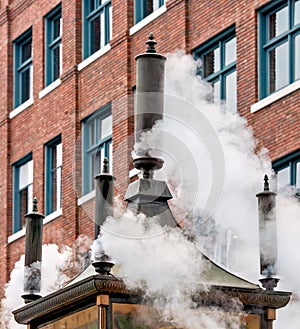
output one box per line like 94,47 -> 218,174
264,174 -> 270,191
32,197 -> 38,212
102,157 -> 109,174
146,32 -> 157,53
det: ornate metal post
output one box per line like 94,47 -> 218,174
22,197 -> 44,303
257,175 -> 279,291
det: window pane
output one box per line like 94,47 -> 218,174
90,0 -> 95,12
19,160 -> 33,189
268,42 -> 289,93
101,115 -> 112,139
277,166 -> 290,189
90,153 -> 96,190
52,145 -> 57,170
153,0 -> 160,11
109,141 -> 112,173
297,162 -> 300,188
203,46 -> 220,77
225,71 -> 237,112
295,0 -> 300,26
91,16 -> 101,53
101,147 -> 105,171
20,188 -> 28,228
28,184 -> 33,213
56,167 -> 62,209
53,45 -> 60,80
109,5 -> 112,40
21,40 -> 31,63
268,6 -> 289,39
89,121 -> 95,146
21,68 -> 31,103
225,37 -> 236,66
100,11 -> 105,48
52,169 -> 57,210
56,142 -> 62,167
146,0 -> 154,16
295,34 -> 300,80
213,80 -> 221,104
53,16 -> 61,39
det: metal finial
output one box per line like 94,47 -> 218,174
102,158 -> 109,174
146,32 -> 157,53
264,174 -> 270,191
32,197 -> 38,212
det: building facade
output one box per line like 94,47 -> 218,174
0,0 -> 299,298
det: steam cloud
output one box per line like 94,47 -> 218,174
2,52 -> 300,328
105,52 -> 300,328
0,244 -> 73,328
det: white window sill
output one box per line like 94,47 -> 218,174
78,44 -> 111,71
44,208 -> 62,225
39,79 -> 61,99
251,80 -> 300,113
10,98 -> 34,119
8,228 -> 26,243
77,189 -> 95,205
130,5 -> 167,36
8,208 -> 62,243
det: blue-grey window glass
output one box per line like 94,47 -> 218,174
13,29 -> 32,108
259,0 -> 300,98
83,0 -> 112,60
82,105 -> 112,195
45,5 -> 62,86
194,27 -> 237,112
134,0 -> 164,24
295,34 -> 300,79
273,150 -> 300,193
45,136 -> 62,215
13,156 -> 33,233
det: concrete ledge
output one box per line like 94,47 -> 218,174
130,5 -> 167,36
78,44 -> 111,71
8,209 -> 63,243
39,79 -> 61,99
251,80 -> 300,113
77,190 -> 95,205
10,98 -> 34,119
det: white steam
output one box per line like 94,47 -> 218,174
112,52 -> 300,327
101,212 -> 242,328
3,51 -> 300,328
1,244 -> 72,329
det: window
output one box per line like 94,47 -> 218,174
45,5 -> 62,86
13,155 -> 33,233
194,26 -> 237,112
273,149 -> 300,194
259,0 -> 300,98
134,0 -> 164,24
45,136 -> 62,215
82,105 -> 112,195
14,29 -> 33,108
83,0 -> 112,60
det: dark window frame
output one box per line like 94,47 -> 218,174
45,135 -> 62,215
273,149 -> 300,196
134,0 -> 164,24
82,104 -> 112,195
13,28 -> 33,108
13,154 -> 33,233
258,0 -> 300,99
83,0 -> 112,60
45,4 -> 62,86
194,25 -> 237,112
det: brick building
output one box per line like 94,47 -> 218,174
0,0 -> 299,298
